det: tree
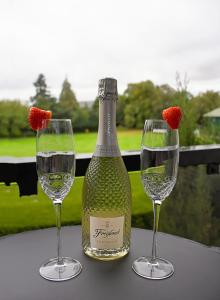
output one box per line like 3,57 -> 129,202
122,81 -> 168,128
72,105 -> 90,131
191,91 -> 220,124
158,84 -> 176,108
59,78 -> 78,109
88,97 -> 99,130
30,74 -> 56,110
54,78 -> 79,119
169,90 -> 197,146
32,74 -> 50,99
0,100 -> 31,137
116,95 -> 127,127
119,76 -> 198,145
167,72 -> 197,146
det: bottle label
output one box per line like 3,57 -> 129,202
90,216 -> 124,249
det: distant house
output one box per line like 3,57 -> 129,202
204,107 -> 220,126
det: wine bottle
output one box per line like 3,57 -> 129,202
82,78 -> 131,260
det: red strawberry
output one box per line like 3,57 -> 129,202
162,106 -> 182,129
29,107 -> 52,131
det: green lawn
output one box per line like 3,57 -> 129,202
0,129 -> 142,156
0,172 -> 152,235
0,130 -> 153,235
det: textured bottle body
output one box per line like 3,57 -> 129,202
82,156 -> 131,260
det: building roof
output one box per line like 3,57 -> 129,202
204,107 -> 220,117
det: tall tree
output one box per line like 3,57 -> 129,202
33,74 -> 50,98
58,78 -> 78,119
30,74 -> 56,110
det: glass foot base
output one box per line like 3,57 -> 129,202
132,256 -> 174,280
39,257 -> 82,281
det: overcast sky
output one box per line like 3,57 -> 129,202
0,0 -> 219,102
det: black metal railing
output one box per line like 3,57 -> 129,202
0,145 -> 220,196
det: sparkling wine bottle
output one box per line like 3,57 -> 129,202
82,78 -> 131,260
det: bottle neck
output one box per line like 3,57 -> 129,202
94,99 -> 120,157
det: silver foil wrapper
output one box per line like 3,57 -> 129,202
98,78 -> 118,101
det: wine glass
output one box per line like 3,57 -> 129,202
36,119 -> 82,281
132,119 -> 179,279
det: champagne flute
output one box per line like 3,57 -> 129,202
132,120 -> 179,279
36,119 -> 82,281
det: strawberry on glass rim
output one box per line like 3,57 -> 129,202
162,106 -> 182,129
29,107 -> 52,131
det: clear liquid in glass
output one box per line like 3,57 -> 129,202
141,146 -> 178,202
37,151 -> 75,202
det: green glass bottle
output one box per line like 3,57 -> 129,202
82,78 -> 131,260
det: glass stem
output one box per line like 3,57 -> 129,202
54,202 -> 63,265
151,201 -> 161,261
